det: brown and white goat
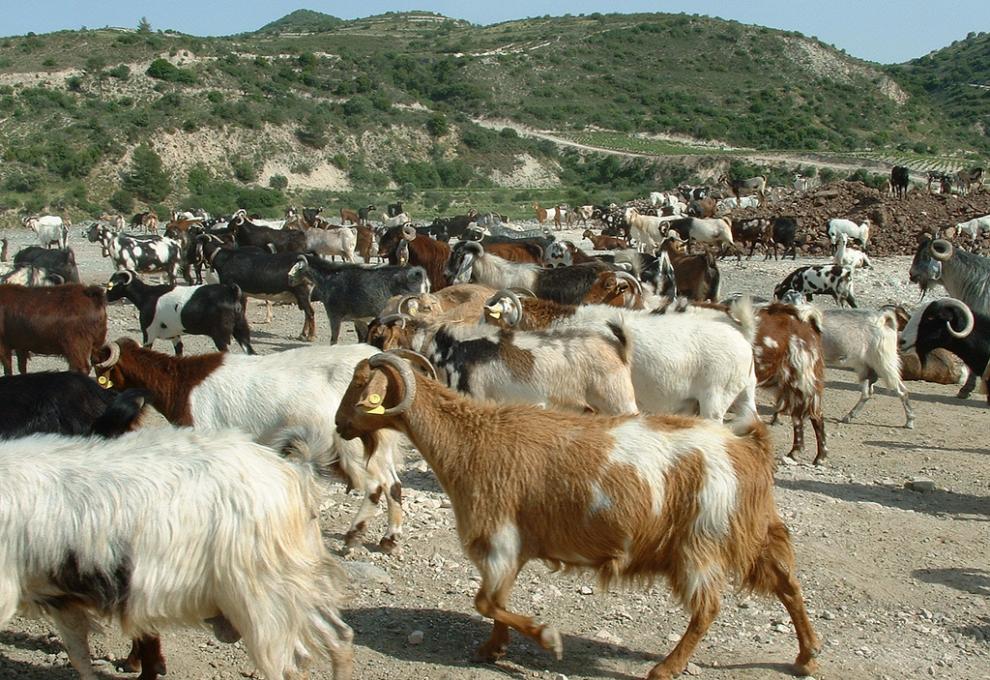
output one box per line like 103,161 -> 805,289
336,352 -> 821,679
884,304 -> 971,386
355,224 -> 380,263
339,207 -> 360,225
582,271 -> 644,309
582,229 -> 628,250
755,303 -> 827,464
0,284 -> 107,375
658,239 -> 721,301
370,284 -> 499,351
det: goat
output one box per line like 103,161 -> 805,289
290,260 -> 429,344
955,167 -> 984,194
424,321 -> 639,415
899,298 -> 989,404
355,224 -> 380,263
954,214 -> 990,242
382,212 -> 411,229
12,246 -> 80,283
884,304 -> 971,386
0,264 -> 64,286
533,203 -> 565,229
909,237 -> 990,398
774,265 -> 857,308
229,210 -> 306,253
891,166 -> 910,199
130,211 -> 159,234
306,225 -> 357,262
833,233 -> 871,269
719,174 -> 767,205
765,217 -> 801,261
0,284 -> 107,375
650,239 -> 720,301
827,218 -> 870,249
380,225 -> 451,291
0,427 -> 354,680
754,304 -> 827,464
821,307 -> 913,427
0,372 -> 146,440
582,271 -> 644,309
23,215 -> 69,249
687,197 -> 718,219
336,351 -> 820,679
200,237 -> 316,341
668,217 -> 738,254
426,209 -> 479,241
482,292 -> 758,422
582,229 -> 628,250
370,284 -> 499,352
625,208 -> 669,252
106,270 -> 254,355
340,207 -> 360,225
92,338 -> 406,554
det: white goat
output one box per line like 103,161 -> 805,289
821,307 -> 913,428
23,215 -> 68,249
306,226 -> 357,262
827,218 -> 870,248
0,427 -> 353,680
423,321 -> 639,415
625,208 -> 669,252
832,233 -> 872,269
382,212 -> 411,228
955,214 -> 990,241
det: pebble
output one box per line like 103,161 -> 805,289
579,585 -> 594,595
905,477 -> 937,492
343,561 -> 392,585
685,662 -> 703,676
407,630 -> 424,645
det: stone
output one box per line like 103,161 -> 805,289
685,662 -> 703,675
407,630 -> 424,645
905,477 -> 936,492
343,561 -> 392,585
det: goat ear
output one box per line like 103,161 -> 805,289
356,371 -> 392,415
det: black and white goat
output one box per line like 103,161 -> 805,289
87,224 -> 182,284
774,265 -> 857,308
12,246 -> 80,283
900,298 -> 989,404
106,270 -> 254,355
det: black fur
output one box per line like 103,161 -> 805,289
12,246 -> 80,283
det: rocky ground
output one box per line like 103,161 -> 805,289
0,225 -> 988,680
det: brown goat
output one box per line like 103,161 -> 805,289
486,241 -> 544,264
336,352 -> 821,679
658,239 -> 721,301
339,207 -> 360,225
370,284 -> 498,351
755,304 -> 827,464
380,226 -> 451,290
582,229 -> 628,250
355,225 -> 379,263
0,284 -> 108,375
482,290 -> 577,330
582,271 -> 644,309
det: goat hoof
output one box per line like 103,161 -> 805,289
839,415 -> 853,424
904,420 -> 915,430
792,658 -> 819,677
379,536 -> 398,554
473,641 -> 508,662
781,455 -> 798,466
539,625 -> 563,660
956,389 -> 972,399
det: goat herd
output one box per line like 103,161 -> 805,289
1,175 -> 989,680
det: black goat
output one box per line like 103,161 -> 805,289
900,298 -> 989,405
891,166 -> 910,199
0,371 -> 147,439
290,261 -> 429,344
12,246 -> 80,283
228,212 -> 306,253
200,237 -> 316,341
765,217 -> 801,260
106,270 -> 254,355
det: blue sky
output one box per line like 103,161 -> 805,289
4,1 -> 988,64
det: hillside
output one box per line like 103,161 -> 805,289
888,30 -> 990,153
0,11 -> 985,218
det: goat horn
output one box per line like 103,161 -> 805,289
509,287 -> 536,298
376,313 -> 410,329
48,273 -> 65,285
367,352 -> 417,416
388,349 -> 437,381
939,298 -> 975,338
397,294 -> 421,316
613,270 -> 643,296
401,224 -> 417,241
930,239 -> 953,262
121,270 -> 134,285
94,341 -> 121,369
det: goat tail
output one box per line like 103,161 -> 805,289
727,295 -> 756,344
605,319 -> 634,365
91,388 -> 149,438
729,406 -> 772,459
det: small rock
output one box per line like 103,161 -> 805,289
685,662 -> 703,676
667,633 -> 681,642
342,561 -> 392,585
407,629 -> 424,645
905,477 -> 936,493
579,585 -> 594,595
553,674 -> 569,680
821,609 -> 836,620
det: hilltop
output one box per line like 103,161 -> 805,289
0,11 -> 985,218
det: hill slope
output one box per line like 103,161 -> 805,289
0,11 -> 984,217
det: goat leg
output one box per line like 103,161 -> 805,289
473,564 -> 562,662
647,594 -> 720,679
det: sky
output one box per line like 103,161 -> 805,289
4,1 -> 988,64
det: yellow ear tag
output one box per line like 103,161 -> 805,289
365,393 -> 385,414
97,375 -> 113,389
487,309 -> 501,319
106,283 -> 114,290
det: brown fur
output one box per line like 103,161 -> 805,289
335,361 -> 821,678
583,272 -> 642,309
483,296 -> 578,331
755,304 -> 828,464
581,230 -> 628,250
486,242 -> 544,264
0,284 -> 107,375
658,240 -> 720,302
92,338 -> 224,425
355,225 -> 378,263
379,229 -> 451,291
339,208 -> 360,225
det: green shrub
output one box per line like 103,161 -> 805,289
232,158 -> 258,183
124,144 -> 171,202
269,174 -> 289,190
426,113 -> 448,137
2,168 -> 42,193
107,64 -> 130,80
146,59 -> 196,84
109,188 -> 134,213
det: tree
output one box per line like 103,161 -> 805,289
123,144 -> 170,202
138,17 -> 152,33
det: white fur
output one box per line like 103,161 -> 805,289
0,427 -> 353,680
187,343 -> 406,546
306,226 -> 357,262
827,218 -> 870,246
955,214 -> 990,241
146,284 -> 203,343
833,233 -> 871,269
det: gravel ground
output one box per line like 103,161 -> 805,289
1,224 -> 988,680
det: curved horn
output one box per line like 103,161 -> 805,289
389,349 -> 437,380
509,287 -> 536,298
48,273 -> 65,286
94,341 -> 121,369
376,313 -> 410,328
396,294 -> 421,316
489,289 -> 523,326
939,298 -> 975,338
613,270 -> 642,295
401,224 -> 417,241
930,239 -> 953,262
367,352 -> 417,416
121,270 -> 134,286
463,241 -> 484,256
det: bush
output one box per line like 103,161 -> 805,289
146,59 -> 196,84
124,144 -> 171,202
269,174 -> 288,190
426,113 -> 448,137
2,168 -> 42,193
109,188 -> 134,213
